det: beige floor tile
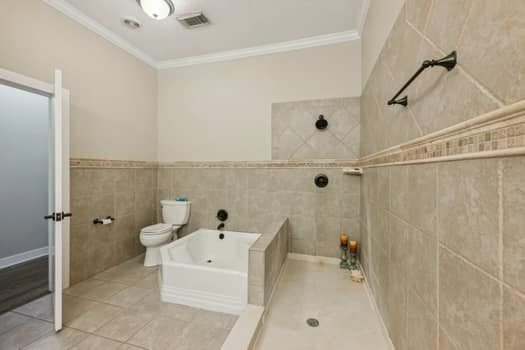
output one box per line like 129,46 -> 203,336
190,309 -> 238,331
118,344 -> 144,350
94,309 -> 155,342
134,273 -> 160,290
0,312 -> 31,336
103,286 -> 152,307
62,295 -> 99,324
0,318 -> 54,350
178,324 -> 231,350
78,281 -> 130,301
66,302 -> 125,333
13,294 -> 54,322
22,327 -> 89,350
127,315 -> 188,350
69,334 -> 124,350
128,290 -> 162,315
64,279 -> 106,297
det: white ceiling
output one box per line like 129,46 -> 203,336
47,0 -> 367,67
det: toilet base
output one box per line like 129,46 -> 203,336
144,247 -> 162,267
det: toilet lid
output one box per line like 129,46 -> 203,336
141,223 -> 172,235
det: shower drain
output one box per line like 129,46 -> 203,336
306,318 -> 319,327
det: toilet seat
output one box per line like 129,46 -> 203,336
141,223 -> 172,235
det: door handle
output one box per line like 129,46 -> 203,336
44,212 -> 73,221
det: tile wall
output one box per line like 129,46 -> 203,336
361,159 -> 525,350
69,167 -> 157,285
248,219 -> 289,306
272,98 -> 360,160
157,166 -> 361,258
361,1 -> 525,349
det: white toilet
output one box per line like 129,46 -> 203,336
140,200 -> 191,267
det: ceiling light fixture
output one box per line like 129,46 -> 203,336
136,0 -> 175,20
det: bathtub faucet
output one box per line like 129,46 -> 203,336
217,223 -> 225,231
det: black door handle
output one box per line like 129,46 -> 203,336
44,212 -> 72,221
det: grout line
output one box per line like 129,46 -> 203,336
439,244 -> 501,285
498,159 -> 504,350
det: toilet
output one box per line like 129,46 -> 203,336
140,200 -> 191,267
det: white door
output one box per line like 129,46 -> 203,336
0,67 -> 70,332
49,70 -> 70,331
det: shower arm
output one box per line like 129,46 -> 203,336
387,51 -> 457,107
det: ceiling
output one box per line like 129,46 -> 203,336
47,0 -> 367,67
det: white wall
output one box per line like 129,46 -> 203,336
0,0 -> 158,161
361,0 -> 405,87
158,41 -> 361,161
0,85 -> 49,259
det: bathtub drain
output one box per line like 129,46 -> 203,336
207,260 -> 212,263
306,318 -> 319,327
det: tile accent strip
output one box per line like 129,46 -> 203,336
70,159 -> 359,169
359,100 -> 525,167
70,158 -> 157,168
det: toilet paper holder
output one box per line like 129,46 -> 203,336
93,216 -> 116,225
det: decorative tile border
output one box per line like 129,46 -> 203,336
70,158 -> 157,169
359,100 -> 525,167
70,158 -> 359,169
157,160 -> 358,169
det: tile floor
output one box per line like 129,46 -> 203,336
255,259 -> 391,350
0,255 -> 237,350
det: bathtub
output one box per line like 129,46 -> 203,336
159,229 -> 261,315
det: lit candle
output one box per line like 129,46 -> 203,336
349,240 -> 358,253
340,234 -> 348,247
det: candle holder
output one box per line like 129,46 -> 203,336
340,245 -> 350,269
349,251 -> 358,270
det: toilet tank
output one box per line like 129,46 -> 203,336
161,200 -> 191,225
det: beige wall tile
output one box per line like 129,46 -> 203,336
272,98 -> 360,160
407,226 -> 437,312
502,158 -> 525,293
439,248 -> 501,350
407,291 -> 437,350
406,0 -> 432,32
425,0 -> 473,53
408,164 -> 436,235
503,287 -> 525,350
458,0 -> 525,104
438,159 -> 500,276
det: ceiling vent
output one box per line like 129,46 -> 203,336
177,12 -> 210,28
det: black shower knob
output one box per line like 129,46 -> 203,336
316,115 -> 328,130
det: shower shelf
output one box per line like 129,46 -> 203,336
388,51 -> 458,107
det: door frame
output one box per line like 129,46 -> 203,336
0,67 -> 71,289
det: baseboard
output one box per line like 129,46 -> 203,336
0,247 -> 48,269
287,252 -> 340,265
361,270 -> 395,350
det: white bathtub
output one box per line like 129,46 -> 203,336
159,229 -> 261,315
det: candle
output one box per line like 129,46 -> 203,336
340,234 -> 348,247
349,240 -> 358,253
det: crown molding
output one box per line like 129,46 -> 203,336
43,0 -> 157,67
356,0 -> 370,36
157,30 -> 361,69
43,0 -> 362,70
